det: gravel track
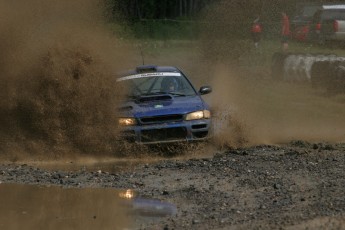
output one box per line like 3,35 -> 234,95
1,141 -> 345,229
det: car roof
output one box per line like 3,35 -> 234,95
119,65 -> 182,77
115,65 -> 188,83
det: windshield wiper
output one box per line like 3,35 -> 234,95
125,94 -> 141,100
168,92 -> 186,96
141,92 -> 187,97
142,92 -> 167,96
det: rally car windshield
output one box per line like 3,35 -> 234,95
117,73 -> 197,97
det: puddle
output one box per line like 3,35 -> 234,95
0,183 -> 176,230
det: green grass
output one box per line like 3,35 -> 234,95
109,20 -> 200,40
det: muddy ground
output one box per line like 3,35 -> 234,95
1,141 -> 345,230
1,40 -> 345,229
1,2 -> 345,229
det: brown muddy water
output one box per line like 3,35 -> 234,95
0,183 -> 176,230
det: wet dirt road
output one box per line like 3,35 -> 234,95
1,141 -> 345,230
1,1 -> 345,229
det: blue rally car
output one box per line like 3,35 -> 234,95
116,65 -> 212,144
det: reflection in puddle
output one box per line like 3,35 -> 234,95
0,184 -> 176,230
131,197 -> 177,217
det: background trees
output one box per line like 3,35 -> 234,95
107,0 -> 342,39
111,0 -> 216,21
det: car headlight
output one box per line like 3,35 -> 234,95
185,110 -> 211,121
118,117 -> 137,126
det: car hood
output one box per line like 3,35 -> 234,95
118,94 -> 208,117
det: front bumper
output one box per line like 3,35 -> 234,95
120,119 -> 211,144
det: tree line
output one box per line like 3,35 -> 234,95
105,0 -> 343,39
109,0 -> 217,21
108,0 -> 345,22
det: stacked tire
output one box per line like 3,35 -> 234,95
271,52 -> 290,80
271,52 -> 345,94
329,64 -> 345,93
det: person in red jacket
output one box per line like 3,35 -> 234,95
281,12 -> 290,51
251,15 -> 262,48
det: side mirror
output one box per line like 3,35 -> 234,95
199,86 -> 212,95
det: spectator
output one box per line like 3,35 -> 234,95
281,12 -> 290,51
251,15 -> 262,48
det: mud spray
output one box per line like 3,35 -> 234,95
0,0 -> 135,160
2,0 -> 345,162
